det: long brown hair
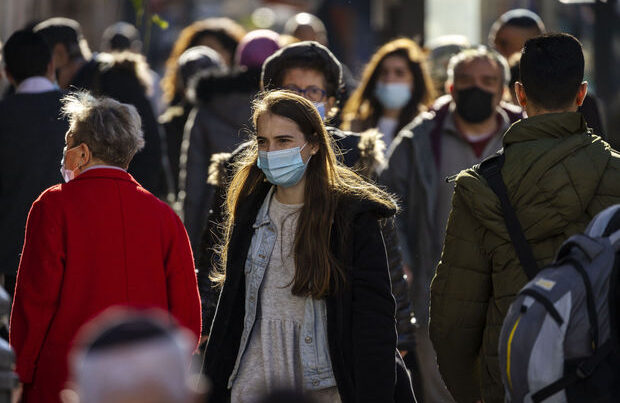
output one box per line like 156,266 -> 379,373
341,38 -> 435,133
213,90 -> 396,298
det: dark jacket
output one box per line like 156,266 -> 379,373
179,68 -> 261,250
0,90 -> 68,277
159,103 -> 192,194
204,179 -> 413,402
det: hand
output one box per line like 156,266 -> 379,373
199,335 -> 209,345
398,349 -> 408,358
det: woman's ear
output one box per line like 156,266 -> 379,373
310,141 -> 319,155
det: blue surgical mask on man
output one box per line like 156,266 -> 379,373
374,82 -> 412,110
257,143 -> 311,187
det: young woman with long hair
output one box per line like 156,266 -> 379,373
341,38 -> 435,150
203,90 -> 413,402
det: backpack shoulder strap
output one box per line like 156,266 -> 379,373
478,151 -> 539,279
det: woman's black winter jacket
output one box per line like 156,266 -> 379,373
203,180 -> 414,402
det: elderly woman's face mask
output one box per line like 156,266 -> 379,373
60,145 -> 82,183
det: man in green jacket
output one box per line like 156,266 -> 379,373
430,33 -> 620,403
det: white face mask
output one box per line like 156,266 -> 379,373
374,82 -> 412,110
60,145 -> 80,183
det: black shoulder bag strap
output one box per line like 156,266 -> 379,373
478,151 -> 539,280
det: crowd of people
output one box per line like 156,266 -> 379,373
0,6 -> 618,403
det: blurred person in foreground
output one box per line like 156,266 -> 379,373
341,37 -> 435,152
10,92 -> 201,403
0,30 -> 67,296
35,17 -> 170,198
488,8 -> 605,138
62,309 -> 206,403
179,29 -> 280,250
380,46 -> 522,403
430,33 -> 620,403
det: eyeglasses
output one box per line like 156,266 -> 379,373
282,85 -> 328,102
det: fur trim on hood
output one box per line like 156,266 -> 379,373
352,128 -> 385,179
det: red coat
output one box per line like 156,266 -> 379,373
9,168 -> 201,402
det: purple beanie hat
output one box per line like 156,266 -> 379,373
234,29 -> 280,69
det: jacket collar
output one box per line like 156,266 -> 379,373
503,112 -> 588,146
72,167 -> 138,184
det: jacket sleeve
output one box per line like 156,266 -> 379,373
181,107 -> 210,251
9,195 -> 64,384
165,210 -> 202,345
351,212 -> 397,402
429,185 -> 491,403
379,136 -> 413,267
382,218 -> 417,351
196,183 -> 226,336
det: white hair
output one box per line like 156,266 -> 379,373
61,92 -> 144,167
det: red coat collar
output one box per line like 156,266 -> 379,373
72,167 -> 139,185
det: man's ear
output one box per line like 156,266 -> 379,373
575,81 -> 588,107
514,81 -> 527,109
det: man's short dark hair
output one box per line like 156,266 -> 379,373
519,33 -> 584,110
3,30 -> 51,83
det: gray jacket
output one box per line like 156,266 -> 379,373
379,104 -> 514,325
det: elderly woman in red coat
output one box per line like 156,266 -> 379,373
9,92 -> 201,402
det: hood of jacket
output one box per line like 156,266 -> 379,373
189,66 -> 261,105
187,67 -> 260,130
456,112 -> 611,244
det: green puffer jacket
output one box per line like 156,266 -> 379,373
429,112 -> 620,403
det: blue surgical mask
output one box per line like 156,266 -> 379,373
313,102 -> 326,121
374,82 -> 412,110
257,143 -> 310,188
